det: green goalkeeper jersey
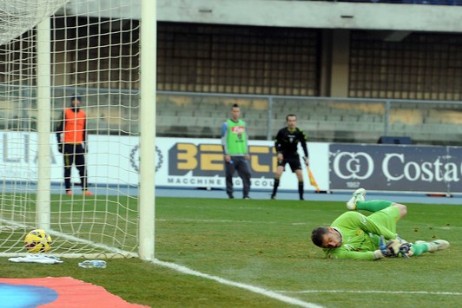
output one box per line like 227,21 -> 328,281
324,211 -> 397,260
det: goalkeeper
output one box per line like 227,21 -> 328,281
310,188 -> 449,260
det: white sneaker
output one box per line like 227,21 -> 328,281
346,188 -> 366,210
415,239 -> 450,253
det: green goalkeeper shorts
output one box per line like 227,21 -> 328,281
368,205 -> 400,234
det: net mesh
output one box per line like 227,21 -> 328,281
0,0 -> 142,258
0,0 -> 69,46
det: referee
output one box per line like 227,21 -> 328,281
270,114 -> 309,200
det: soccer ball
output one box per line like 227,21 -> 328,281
24,229 -> 52,253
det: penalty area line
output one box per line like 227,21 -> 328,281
281,289 -> 462,296
151,258 -> 322,308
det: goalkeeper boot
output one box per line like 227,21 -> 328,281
346,188 -> 366,210
416,239 -> 450,253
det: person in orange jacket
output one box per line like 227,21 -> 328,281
56,95 -> 93,196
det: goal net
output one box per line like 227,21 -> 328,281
0,0 -> 69,46
0,0 -> 152,258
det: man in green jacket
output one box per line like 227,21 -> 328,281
221,103 -> 251,199
311,188 -> 449,260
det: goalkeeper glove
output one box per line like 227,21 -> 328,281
58,143 -> 63,153
379,236 -> 413,258
386,239 -> 402,256
398,242 -> 413,258
378,236 -> 393,257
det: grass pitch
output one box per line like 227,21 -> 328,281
1,196 -> 461,307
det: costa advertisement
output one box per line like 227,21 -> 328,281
329,144 -> 460,193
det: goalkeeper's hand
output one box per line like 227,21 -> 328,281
379,236 -> 413,258
386,239 -> 402,256
303,156 -> 309,166
82,142 -> 88,153
58,143 -> 63,153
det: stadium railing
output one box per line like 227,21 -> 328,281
2,85 -> 462,146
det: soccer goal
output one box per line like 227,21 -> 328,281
0,0 -> 156,260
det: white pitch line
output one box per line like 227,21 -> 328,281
281,289 -> 462,296
151,258 -> 323,308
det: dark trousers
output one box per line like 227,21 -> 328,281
63,143 -> 88,191
225,156 -> 251,198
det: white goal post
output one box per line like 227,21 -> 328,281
0,0 -> 156,260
